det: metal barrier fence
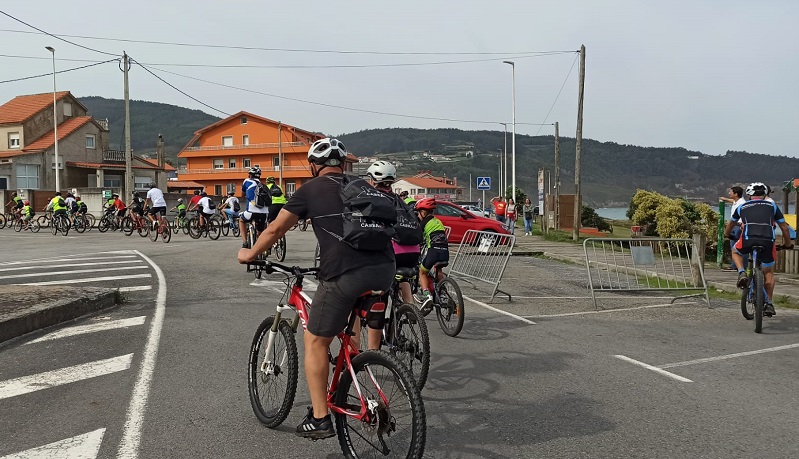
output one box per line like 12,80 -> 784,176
449,230 -> 516,302
583,238 -> 710,310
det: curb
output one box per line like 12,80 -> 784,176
0,290 -> 118,343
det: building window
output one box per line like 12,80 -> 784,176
134,176 -> 150,190
104,174 -> 122,188
227,182 -> 236,194
241,116 -> 248,125
243,158 -> 251,168
16,164 -> 39,189
215,185 -> 222,196
243,135 -> 249,146
222,136 -> 233,147
229,158 -> 236,169
63,102 -> 72,117
86,134 -> 96,149
0,176 -> 7,190
213,159 -> 224,169
8,133 -> 20,149
273,156 -> 280,171
286,181 -> 296,195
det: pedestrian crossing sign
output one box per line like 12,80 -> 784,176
477,177 -> 491,190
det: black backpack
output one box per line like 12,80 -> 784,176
391,194 -> 423,246
207,197 -> 216,210
254,182 -> 271,208
269,184 -> 284,197
57,197 -> 65,208
325,175 -> 396,251
233,199 -> 241,212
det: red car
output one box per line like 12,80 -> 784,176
432,200 -> 511,243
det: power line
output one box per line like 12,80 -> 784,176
0,28 -> 578,56
0,58 -> 119,84
129,57 -> 231,117
535,53 -> 579,135
0,11 -> 118,57
0,53 -> 110,63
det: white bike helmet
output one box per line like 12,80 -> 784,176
366,160 -> 397,184
745,182 -> 767,196
248,166 -> 261,177
308,138 -> 346,166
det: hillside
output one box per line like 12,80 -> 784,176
74,97 -> 799,206
78,96 -> 220,163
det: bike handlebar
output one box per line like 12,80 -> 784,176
249,259 -> 320,276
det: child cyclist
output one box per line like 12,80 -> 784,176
415,197 -> 449,313
21,200 -> 34,230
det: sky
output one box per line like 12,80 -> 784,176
1,1 -> 797,157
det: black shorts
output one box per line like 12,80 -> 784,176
241,211 -> 267,233
421,247 -> 449,272
395,252 -> 421,270
308,262 -> 395,338
53,209 -> 68,218
14,202 -> 23,209
734,238 -> 776,267
148,206 -> 166,217
117,208 -> 128,218
267,203 -> 284,224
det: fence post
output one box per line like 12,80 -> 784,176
692,232 -> 706,287
716,200 -> 726,268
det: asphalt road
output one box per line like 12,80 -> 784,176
1,227 -> 799,458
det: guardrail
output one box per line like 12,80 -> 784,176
183,141 -> 306,152
449,229 -> 515,302
583,237 -> 709,310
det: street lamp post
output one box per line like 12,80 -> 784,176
503,61 -> 516,207
45,46 -> 59,193
499,122 -> 508,198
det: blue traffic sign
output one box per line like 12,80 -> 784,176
476,176 -> 491,190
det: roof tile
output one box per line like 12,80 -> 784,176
22,116 -> 92,152
0,92 -> 71,124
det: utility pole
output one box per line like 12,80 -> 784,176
123,52 -> 132,198
469,173 -> 472,201
554,121 -> 560,229
573,45 -> 586,242
278,122 -> 283,187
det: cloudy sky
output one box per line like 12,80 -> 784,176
1,1 -> 796,157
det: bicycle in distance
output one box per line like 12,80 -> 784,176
246,259 -> 426,458
740,244 -> 787,333
413,261 -> 465,337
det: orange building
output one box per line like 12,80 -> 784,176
177,112 -> 352,197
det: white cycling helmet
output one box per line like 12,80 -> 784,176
745,182 -> 767,197
366,160 -> 397,184
248,166 -> 261,177
308,138 -> 346,166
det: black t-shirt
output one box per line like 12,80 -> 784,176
732,198 -> 785,241
283,173 -> 395,280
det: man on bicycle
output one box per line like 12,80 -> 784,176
415,197 -> 450,313
196,191 -> 216,228
111,193 -> 127,226
725,182 -> 794,316
238,138 -> 395,440
170,198 -> 186,219
44,191 -> 69,221
6,191 -> 23,219
238,166 -> 267,248
128,191 -> 145,222
219,191 -> 240,229
264,176 -> 286,225
145,182 -> 167,229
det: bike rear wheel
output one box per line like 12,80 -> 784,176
161,222 -> 172,243
436,277 -> 465,337
121,217 -> 134,236
13,219 -> 22,232
248,317 -> 298,428
84,213 -> 96,230
73,216 -> 87,233
274,236 -> 286,262
208,219 -> 221,240
97,215 -> 111,233
754,268 -> 765,333
391,302 -> 430,391
187,218 -> 201,239
334,350 -> 426,459
148,221 -> 160,242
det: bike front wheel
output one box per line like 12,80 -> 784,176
29,220 -> 40,233
334,350 -> 426,459
436,277 -> 465,337
754,268 -> 765,333
187,218 -> 201,239
741,283 -> 754,320
391,302 -> 431,391
274,236 -> 286,262
248,316 -> 299,428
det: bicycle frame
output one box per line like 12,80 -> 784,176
257,265 -> 390,422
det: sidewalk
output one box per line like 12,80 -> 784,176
510,234 -> 799,306
0,285 -> 118,343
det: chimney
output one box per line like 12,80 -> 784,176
156,134 -> 165,169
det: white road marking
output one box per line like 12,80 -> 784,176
20,273 -> 152,286
467,295 -> 685,300
526,303 -> 690,318
0,260 -> 145,272
117,285 -> 152,292
117,250 -> 167,458
660,342 -> 799,369
2,265 -> 148,279
0,354 -> 134,400
0,428 -> 106,459
27,317 -> 147,344
0,255 -> 138,266
462,295 -> 536,324
614,355 -> 693,383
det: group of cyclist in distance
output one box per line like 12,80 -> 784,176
724,181 -> 794,317
237,137 -> 447,440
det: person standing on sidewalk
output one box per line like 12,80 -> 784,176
491,196 -> 506,224
522,197 -> 534,236
720,185 -> 746,270
505,198 -> 517,235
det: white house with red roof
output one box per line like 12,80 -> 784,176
392,171 -> 463,201
0,91 -> 169,196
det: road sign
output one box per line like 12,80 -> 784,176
477,176 -> 491,190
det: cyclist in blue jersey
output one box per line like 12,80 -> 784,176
725,182 -> 794,316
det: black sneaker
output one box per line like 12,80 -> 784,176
295,407 -> 335,440
737,272 -> 749,289
764,303 -> 776,317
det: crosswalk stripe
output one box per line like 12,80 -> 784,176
0,354 -> 133,400
2,265 -> 149,280
117,285 -> 152,292
20,273 -> 152,286
0,255 -> 138,266
0,260 -> 146,273
0,428 -> 106,459
27,317 -> 147,344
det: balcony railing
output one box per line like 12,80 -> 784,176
103,150 -> 125,163
183,141 -> 306,152
180,166 -> 310,174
